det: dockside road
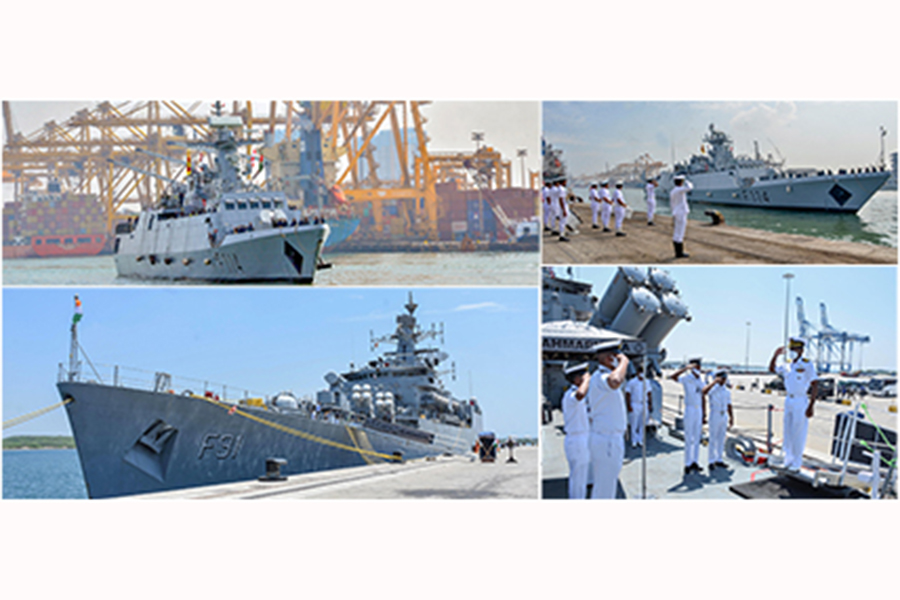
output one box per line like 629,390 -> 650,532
133,446 -> 537,500
543,205 -> 896,264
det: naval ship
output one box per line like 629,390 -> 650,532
57,294 -> 483,498
657,124 -> 889,212
113,102 -> 329,283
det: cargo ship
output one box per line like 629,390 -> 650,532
2,185 -> 108,259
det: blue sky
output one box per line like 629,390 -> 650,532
3,287 -> 538,437
553,266 -> 896,370
544,102 -> 897,176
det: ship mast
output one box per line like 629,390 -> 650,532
68,295 -> 82,381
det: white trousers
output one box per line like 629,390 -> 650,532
564,433 -> 591,499
683,405 -> 702,467
708,410 -> 728,464
783,396 -> 809,470
601,203 -> 612,228
544,201 -> 553,227
558,211 -> 568,236
629,404 -> 645,446
647,198 -> 656,222
614,204 -> 626,230
673,212 -> 687,243
591,200 -> 601,226
589,431 -> 624,499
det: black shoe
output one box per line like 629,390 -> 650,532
559,236 -> 569,242
691,463 -> 702,473
550,230 -> 559,236
592,224 -> 599,229
648,221 -> 654,226
544,227 -> 551,232
615,231 -> 626,237
716,461 -> 729,469
708,463 -> 716,471
674,241 -> 690,258
684,466 -> 692,475
603,227 -> 611,232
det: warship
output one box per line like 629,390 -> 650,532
113,102 -> 329,283
57,293 -> 483,498
657,124 -> 890,212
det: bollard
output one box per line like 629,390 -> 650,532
258,457 -> 288,481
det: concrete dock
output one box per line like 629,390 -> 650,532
133,446 -> 537,500
543,205 -> 896,264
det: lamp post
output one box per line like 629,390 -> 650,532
745,321 -> 751,368
782,273 -> 794,364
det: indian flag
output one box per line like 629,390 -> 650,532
73,296 -> 83,324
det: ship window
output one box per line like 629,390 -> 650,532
224,202 -> 235,210
77,237 -> 91,243
237,202 -> 248,210
249,201 -> 260,209
47,238 -> 59,245
274,201 -> 283,208
34,239 -> 42,245
64,238 -> 73,244
261,201 -> 272,209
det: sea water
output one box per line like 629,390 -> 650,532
570,188 -> 897,248
2,251 -> 539,287
3,448 -> 88,499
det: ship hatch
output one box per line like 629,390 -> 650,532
123,419 -> 178,482
828,184 -> 852,207
284,241 -> 304,274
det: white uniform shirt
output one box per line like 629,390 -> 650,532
708,383 -> 731,416
625,377 -> 648,409
669,181 -> 694,216
542,186 -> 551,204
678,370 -> 704,408
612,188 -> 626,206
562,385 -> 590,435
600,188 -> 612,204
556,185 -> 568,213
776,359 -> 818,397
587,366 -> 627,434
645,183 -> 656,202
589,188 -> 601,203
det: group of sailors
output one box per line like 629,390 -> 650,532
560,335 -> 819,498
543,175 -> 696,259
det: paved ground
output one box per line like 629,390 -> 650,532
134,446 -> 538,500
543,205 -> 896,265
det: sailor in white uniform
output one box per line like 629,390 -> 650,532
599,181 -> 613,232
612,182 -> 627,237
645,178 -> 658,225
561,361 -> 592,499
589,183 -> 601,229
669,175 -> 693,258
586,339 -> 629,499
542,182 -> 553,231
702,369 -> 734,470
768,337 -> 819,471
624,369 -> 651,448
556,180 -> 570,241
670,357 -> 705,474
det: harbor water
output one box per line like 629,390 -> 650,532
3,449 -> 88,499
2,250 -> 539,286
571,188 -> 897,248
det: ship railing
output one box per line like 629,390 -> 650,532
63,362 -> 271,405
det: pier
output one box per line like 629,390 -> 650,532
132,445 -> 537,500
543,205 -> 896,264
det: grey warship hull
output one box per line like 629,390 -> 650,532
58,381 -> 477,499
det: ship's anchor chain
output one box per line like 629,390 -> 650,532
3,398 -> 73,430
197,395 -> 402,462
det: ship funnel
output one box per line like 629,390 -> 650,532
591,267 -> 648,328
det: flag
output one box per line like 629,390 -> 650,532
73,296 -> 83,324
186,150 -> 192,175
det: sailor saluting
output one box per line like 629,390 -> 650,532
586,339 -> 629,499
670,175 -> 693,258
702,369 -> 734,471
768,337 -> 819,471
561,361 -> 591,499
669,357 -> 705,474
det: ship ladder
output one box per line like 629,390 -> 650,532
197,395 -> 399,462
3,398 -> 73,430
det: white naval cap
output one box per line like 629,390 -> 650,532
600,180 -> 610,186
615,181 -> 623,187
592,339 -> 624,354
564,361 -> 589,376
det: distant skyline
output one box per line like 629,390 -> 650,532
551,265 -> 896,371
544,102 -> 897,177
3,288 -> 538,438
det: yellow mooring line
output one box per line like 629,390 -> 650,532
3,398 -> 73,430
198,395 -> 401,462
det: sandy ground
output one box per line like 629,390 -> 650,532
543,205 -> 896,265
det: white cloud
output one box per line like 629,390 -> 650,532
729,102 -> 798,134
453,302 -> 506,312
